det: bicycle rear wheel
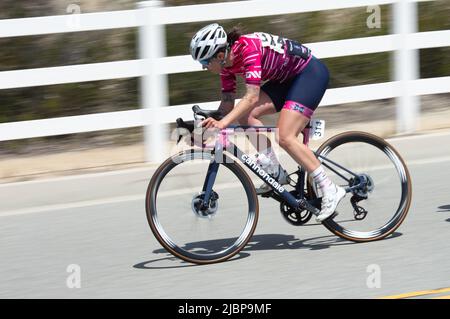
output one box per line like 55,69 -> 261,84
313,131 -> 412,242
146,150 -> 259,264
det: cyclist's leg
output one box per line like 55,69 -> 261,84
238,79 -> 291,126
238,90 -> 277,127
277,109 -> 319,172
277,56 -> 329,172
238,89 -> 278,152
277,57 -> 344,220
241,83 -> 290,193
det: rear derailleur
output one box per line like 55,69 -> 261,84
350,194 -> 368,220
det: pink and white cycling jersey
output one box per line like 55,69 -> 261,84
221,32 -> 312,93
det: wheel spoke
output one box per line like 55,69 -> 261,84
146,151 -> 258,264
313,132 -> 411,241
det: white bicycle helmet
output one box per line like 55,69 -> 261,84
190,23 -> 227,61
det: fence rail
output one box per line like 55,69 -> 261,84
0,0 -> 449,162
1,30 -> 450,89
1,76 -> 449,142
0,0 -> 434,37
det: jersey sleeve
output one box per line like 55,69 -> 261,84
241,38 -> 262,87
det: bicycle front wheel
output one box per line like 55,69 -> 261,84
146,150 -> 259,264
313,131 -> 412,242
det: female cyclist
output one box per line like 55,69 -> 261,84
189,23 -> 345,222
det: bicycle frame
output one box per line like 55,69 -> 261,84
200,125 -> 323,216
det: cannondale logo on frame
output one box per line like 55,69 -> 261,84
241,154 -> 285,193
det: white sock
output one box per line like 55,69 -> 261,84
311,165 -> 335,194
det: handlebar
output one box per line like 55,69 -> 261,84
175,105 -> 224,146
192,105 -> 223,121
176,118 -> 195,133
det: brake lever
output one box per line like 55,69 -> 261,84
176,118 -> 196,145
192,105 -> 200,121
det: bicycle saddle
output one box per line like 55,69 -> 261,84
192,105 -> 223,120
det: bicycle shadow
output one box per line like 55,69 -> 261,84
438,205 -> 450,212
301,219 -> 359,226
134,232 -> 402,269
437,205 -> 450,222
133,252 -> 251,269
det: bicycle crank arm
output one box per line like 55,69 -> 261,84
264,191 -> 321,216
297,199 -> 321,216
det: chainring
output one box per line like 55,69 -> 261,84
280,190 -> 313,226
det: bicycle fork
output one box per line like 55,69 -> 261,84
201,161 -> 220,206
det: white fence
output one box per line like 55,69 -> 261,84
0,0 -> 449,162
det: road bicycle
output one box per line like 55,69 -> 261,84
145,105 -> 412,264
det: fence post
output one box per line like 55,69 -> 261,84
393,0 -> 420,134
138,1 -> 168,163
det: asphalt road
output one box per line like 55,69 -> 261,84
1,130 -> 450,299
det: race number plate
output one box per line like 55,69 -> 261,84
309,119 -> 325,140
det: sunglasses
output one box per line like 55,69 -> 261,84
199,58 -> 212,66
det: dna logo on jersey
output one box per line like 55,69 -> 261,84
245,71 -> 261,80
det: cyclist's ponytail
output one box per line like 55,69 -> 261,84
227,25 -> 244,46
214,25 -> 244,60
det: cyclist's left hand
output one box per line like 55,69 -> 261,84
201,118 -> 227,130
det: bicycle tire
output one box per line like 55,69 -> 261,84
312,131 -> 412,242
145,150 -> 259,264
